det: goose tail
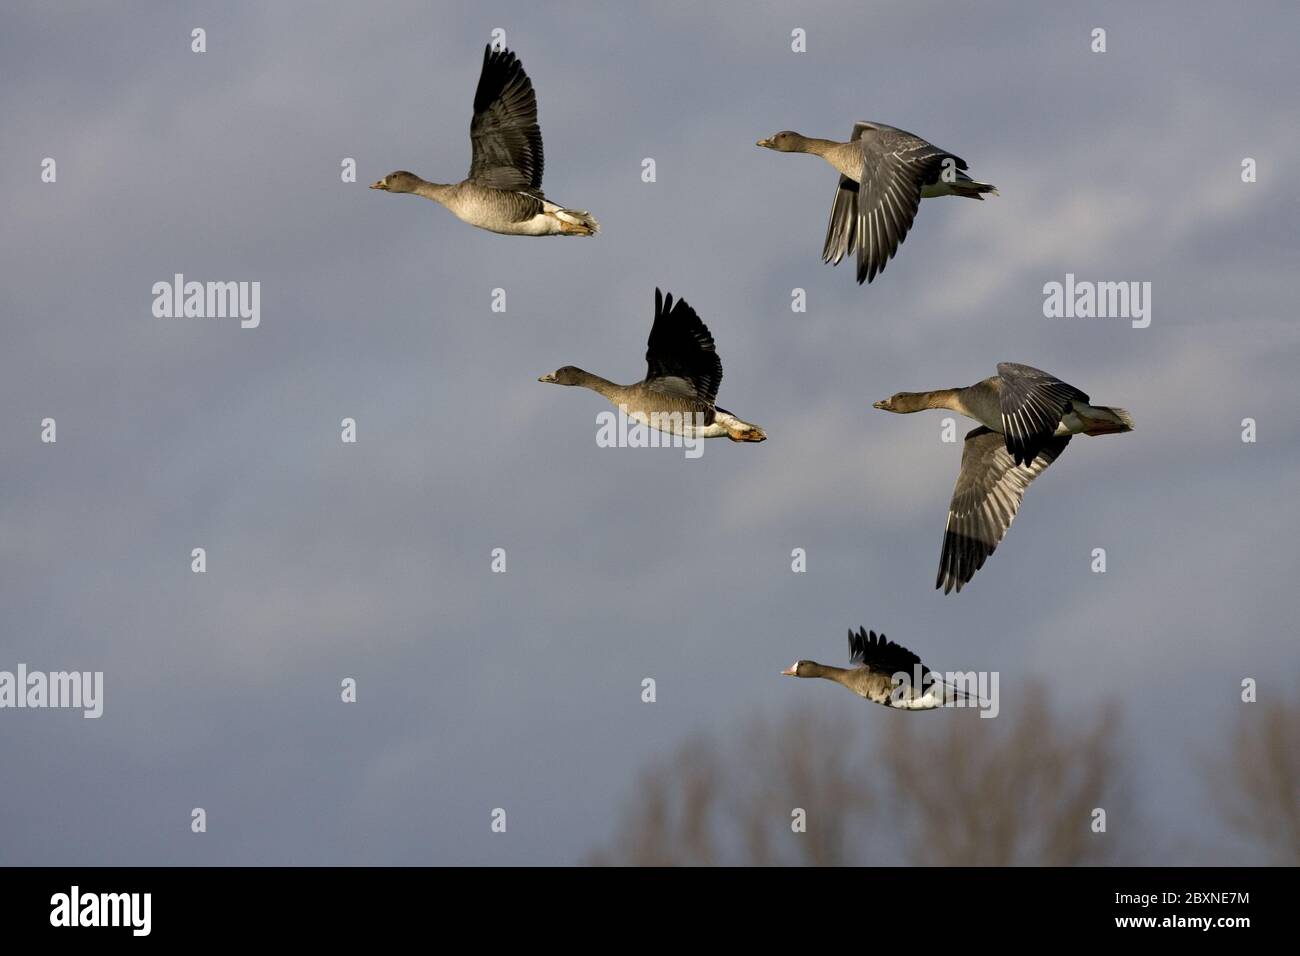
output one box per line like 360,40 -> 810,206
553,207 -> 600,236
953,179 -> 998,200
714,409 -> 767,443
1083,405 -> 1135,435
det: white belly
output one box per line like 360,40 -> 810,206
443,196 -> 559,235
461,212 -> 556,236
890,690 -> 942,710
510,213 -> 558,236
625,408 -> 726,439
692,422 -> 730,438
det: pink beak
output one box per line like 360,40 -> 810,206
780,664 -> 797,676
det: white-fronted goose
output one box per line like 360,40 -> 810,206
874,363 -> 1134,594
782,627 -> 973,710
371,45 -> 598,236
757,122 -> 996,283
538,289 -> 766,442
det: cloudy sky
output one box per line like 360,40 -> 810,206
1,0 -> 1296,865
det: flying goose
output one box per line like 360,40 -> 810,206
370,45 -> 598,236
782,627 -> 975,710
757,122 -> 996,284
874,363 -> 1134,594
538,289 -> 766,442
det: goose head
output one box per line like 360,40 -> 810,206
538,366 -> 585,386
873,392 -> 930,414
370,170 -> 421,193
781,660 -> 818,677
756,131 -> 806,152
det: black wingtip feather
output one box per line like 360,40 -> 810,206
474,44 -> 525,115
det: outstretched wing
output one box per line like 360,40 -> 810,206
468,45 -> 544,191
854,124 -> 964,284
997,363 -> 1090,467
937,426 -> 1070,594
847,626 -> 927,683
822,123 -> 871,267
644,289 -> 723,406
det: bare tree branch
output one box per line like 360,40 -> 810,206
589,685 -> 1129,866
1209,694 -> 1300,865
881,683 -> 1124,865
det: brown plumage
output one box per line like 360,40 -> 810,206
539,289 -> 766,442
782,627 -> 971,710
758,122 -> 996,284
370,46 -> 598,236
874,364 -> 1134,593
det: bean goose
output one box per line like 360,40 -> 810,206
782,627 -> 975,710
874,363 -> 1133,593
538,289 -> 766,442
371,45 -> 598,236
757,122 -> 995,283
